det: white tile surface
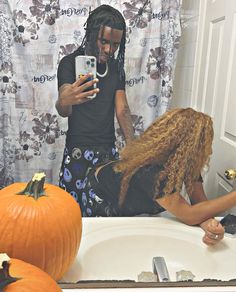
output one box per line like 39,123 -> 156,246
173,0 -> 200,108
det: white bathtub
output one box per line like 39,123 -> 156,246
61,216 -> 236,291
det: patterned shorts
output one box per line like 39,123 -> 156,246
59,144 -> 119,216
80,168 -> 119,217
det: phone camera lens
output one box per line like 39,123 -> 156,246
86,61 -> 90,65
91,58 -> 95,63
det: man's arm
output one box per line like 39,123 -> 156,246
56,84 -> 73,117
115,90 -> 134,144
55,74 -> 99,117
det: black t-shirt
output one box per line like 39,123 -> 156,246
57,48 -> 125,146
96,162 -> 166,216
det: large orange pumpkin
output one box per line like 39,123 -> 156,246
0,254 -> 62,291
0,173 -> 82,280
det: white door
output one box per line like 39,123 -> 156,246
193,0 -> 236,214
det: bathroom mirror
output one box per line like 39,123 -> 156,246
59,0 -> 236,289
1,0 -> 236,290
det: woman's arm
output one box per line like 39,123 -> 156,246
156,190 -> 236,226
190,181 -> 207,204
189,181 -> 225,245
200,218 -> 224,245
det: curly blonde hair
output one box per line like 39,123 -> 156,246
114,108 -> 214,206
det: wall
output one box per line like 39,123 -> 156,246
171,0 -> 200,108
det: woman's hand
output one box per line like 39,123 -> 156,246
200,218 -> 224,246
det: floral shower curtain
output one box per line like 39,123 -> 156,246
0,0 -> 181,187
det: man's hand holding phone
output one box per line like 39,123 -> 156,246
57,56 -> 99,116
75,55 -> 98,99
58,73 -> 99,109
74,73 -> 99,101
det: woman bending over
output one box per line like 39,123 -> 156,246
82,108 -> 233,245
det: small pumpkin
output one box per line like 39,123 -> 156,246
0,253 -> 62,292
0,173 -> 82,280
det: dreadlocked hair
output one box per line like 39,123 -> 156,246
81,4 -> 126,79
114,108 -> 214,206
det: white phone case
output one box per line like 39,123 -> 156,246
75,55 -> 97,99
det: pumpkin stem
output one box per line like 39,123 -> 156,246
0,259 -> 20,289
17,172 -> 47,200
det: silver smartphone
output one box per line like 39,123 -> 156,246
75,55 -> 97,99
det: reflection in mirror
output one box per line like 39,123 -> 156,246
59,217 -> 236,289
59,0 -> 236,289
